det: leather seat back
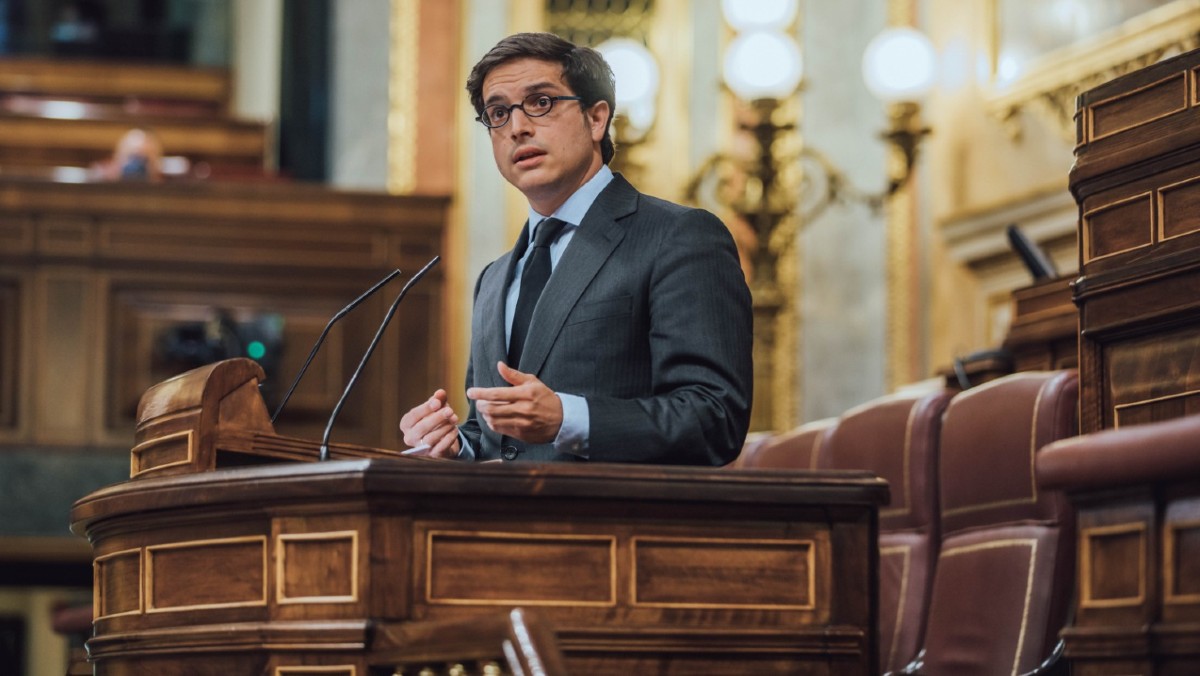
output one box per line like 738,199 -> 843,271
825,390 -> 955,672
731,418 -> 835,469
919,370 -> 1078,675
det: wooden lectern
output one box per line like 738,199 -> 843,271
72,359 -> 887,675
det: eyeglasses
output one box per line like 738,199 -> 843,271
477,93 -> 583,129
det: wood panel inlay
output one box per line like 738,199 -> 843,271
1083,193 -> 1154,263
1080,523 -> 1146,609
277,531 -> 359,604
1115,390 -> 1200,428
1089,71 -> 1188,142
146,536 -> 267,613
1165,519 -> 1200,604
95,548 -> 142,619
632,537 -> 815,610
274,668 -> 355,676
426,531 -> 616,607
130,429 -> 194,477
1159,175 -> 1200,242
0,278 -> 18,429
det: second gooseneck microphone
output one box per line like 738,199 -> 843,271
319,255 -> 441,461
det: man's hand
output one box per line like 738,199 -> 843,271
399,389 -> 461,458
467,362 -> 563,444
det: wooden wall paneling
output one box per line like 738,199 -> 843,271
103,272 -> 397,450
0,59 -> 231,109
0,274 -> 19,434
1,179 -> 449,453
32,267 -> 98,445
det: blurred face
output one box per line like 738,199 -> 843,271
482,58 -> 609,215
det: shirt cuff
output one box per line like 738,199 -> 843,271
554,393 -> 590,458
455,430 -> 476,461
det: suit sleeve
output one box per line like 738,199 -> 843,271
455,264 -> 489,457
585,209 -> 753,465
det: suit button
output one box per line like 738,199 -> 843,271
501,445 -> 519,461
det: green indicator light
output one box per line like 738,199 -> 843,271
247,341 -> 266,360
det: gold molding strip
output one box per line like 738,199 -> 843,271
1114,388 -> 1200,428
425,530 -> 618,608
630,535 -> 817,611
275,668 -> 357,676
276,530 -> 360,605
1081,191 -> 1154,264
1079,522 -> 1147,609
1157,173 -> 1200,244
145,535 -> 268,614
387,0 -> 419,194
1086,71 -> 1188,143
93,547 -> 143,620
129,428 -> 194,478
1164,518 -> 1200,605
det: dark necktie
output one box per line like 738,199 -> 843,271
508,217 -> 567,368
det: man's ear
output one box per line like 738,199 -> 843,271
586,100 -> 611,142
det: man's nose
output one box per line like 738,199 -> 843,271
508,108 -> 535,135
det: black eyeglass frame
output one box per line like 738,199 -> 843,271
477,94 -> 584,129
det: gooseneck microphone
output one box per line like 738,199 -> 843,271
271,269 -> 402,423
319,255 -> 441,461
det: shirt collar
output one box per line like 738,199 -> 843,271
527,164 -> 615,231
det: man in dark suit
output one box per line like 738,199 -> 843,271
400,32 -> 752,465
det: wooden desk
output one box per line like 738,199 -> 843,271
70,360 -> 887,675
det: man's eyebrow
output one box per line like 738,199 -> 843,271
484,81 -> 562,106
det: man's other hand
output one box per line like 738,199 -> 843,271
467,362 -> 563,444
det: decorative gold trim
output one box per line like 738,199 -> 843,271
1081,191 -> 1155,265
940,538 -> 1038,676
987,0 -> 1200,141
630,535 -> 816,611
1164,518 -> 1200,605
1157,174 -> 1200,244
942,376 -> 1048,517
1114,388 -> 1200,428
387,0 -> 419,194
145,535 -> 268,614
425,530 -> 618,607
1079,522 -> 1146,609
879,544 -> 912,670
129,429 -> 194,477
276,530 -> 360,605
275,668 -> 357,676
93,547 -> 143,620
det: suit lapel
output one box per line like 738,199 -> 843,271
475,222 -> 529,385
518,175 -> 639,376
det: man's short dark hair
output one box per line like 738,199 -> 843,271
466,32 -> 616,165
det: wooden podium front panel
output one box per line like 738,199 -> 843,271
73,459 -> 885,675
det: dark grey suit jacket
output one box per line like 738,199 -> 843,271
460,174 -> 753,465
